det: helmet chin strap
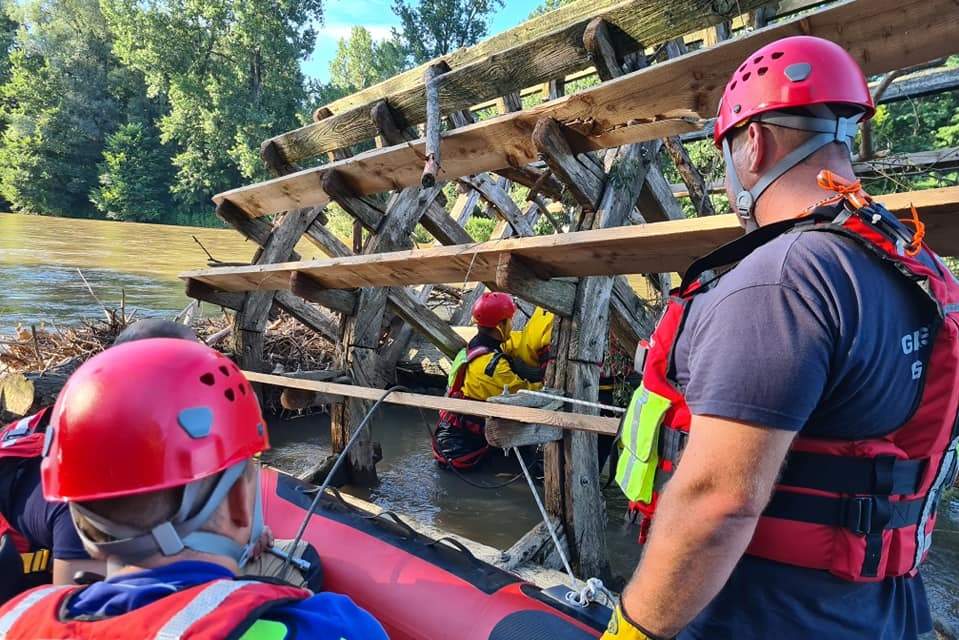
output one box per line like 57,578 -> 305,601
722,105 -> 863,232
71,460 -> 264,569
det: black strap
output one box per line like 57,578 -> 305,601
763,491 -> 924,535
780,452 -> 924,496
658,426 -> 688,464
484,351 -> 514,378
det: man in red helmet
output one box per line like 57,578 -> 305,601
0,339 -> 387,639
432,292 -> 545,469
606,36 -> 958,639
0,319 -> 201,603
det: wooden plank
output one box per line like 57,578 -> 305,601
495,253 -> 577,317
185,187 -> 959,290
220,0 -> 959,218
274,0 -> 765,164
245,372 -> 620,435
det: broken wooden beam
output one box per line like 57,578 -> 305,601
421,63 -> 447,188
246,372 -> 620,435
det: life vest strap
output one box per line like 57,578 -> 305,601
764,492 -> 924,536
780,451 -> 923,496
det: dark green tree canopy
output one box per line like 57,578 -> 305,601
391,0 -> 503,64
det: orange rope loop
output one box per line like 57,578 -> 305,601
900,204 -> 926,257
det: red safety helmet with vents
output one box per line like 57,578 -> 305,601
42,338 -> 268,502
713,36 -> 875,228
472,292 -> 517,328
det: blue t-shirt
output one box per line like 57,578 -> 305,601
65,560 -> 388,639
7,460 -> 88,560
671,228 -> 936,639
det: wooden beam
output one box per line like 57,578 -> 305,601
533,117 -> 605,210
187,188 -> 959,292
385,286 -> 467,358
276,0 -> 764,164
221,0 -> 959,219
464,175 -> 536,236
246,372 -> 620,434
420,202 -> 474,245
322,170 -> 385,232
185,278 -> 245,310
272,292 -> 339,343
421,62 -> 447,187
290,273 -> 358,315
495,253 -> 577,317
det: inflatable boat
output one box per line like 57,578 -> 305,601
261,466 -> 611,639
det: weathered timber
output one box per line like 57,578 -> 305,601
464,175 -> 536,236
246,372 -> 620,434
420,202 -> 474,245
496,166 -> 565,202
500,516 -> 568,572
385,286 -> 466,358
495,253 -> 576,317
219,0 -> 959,218
533,118 -> 604,210
185,279 -> 245,310
664,135 -> 716,215
583,18 -> 623,83
275,0 -> 763,164
233,207 -> 323,371
185,188 -> 959,292
370,100 -> 414,146
638,160 -> 687,222
485,418 -> 565,448
421,63 -> 447,187
322,170 -> 385,232
289,273 -> 358,315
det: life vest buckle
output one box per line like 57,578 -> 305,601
843,496 -> 892,536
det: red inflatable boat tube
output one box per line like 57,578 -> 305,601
261,467 -> 610,640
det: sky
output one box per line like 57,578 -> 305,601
303,0 -> 543,83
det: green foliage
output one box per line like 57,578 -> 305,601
528,0 -> 572,19
92,122 -> 175,222
100,0 -> 322,208
329,26 -> 407,93
0,0 -> 123,217
464,216 -> 494,242
391,0 -> 503,64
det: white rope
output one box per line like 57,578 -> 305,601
517,389 -> 626,415
512,447 -> 576,583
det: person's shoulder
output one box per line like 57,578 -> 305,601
268,591 -> 388,639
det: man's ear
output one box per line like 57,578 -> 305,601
746,122 -> 766,174
225,471 -> 254,529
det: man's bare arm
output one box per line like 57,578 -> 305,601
618,415 -> 796,637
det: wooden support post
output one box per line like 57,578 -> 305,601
185,279 -> 244,311
290,273 -> 358,315
421,62 -> 448,187
232,207 -> 322,371
322,170 -> 385,232
370,100 -> 414,145
463,175 -> 536,236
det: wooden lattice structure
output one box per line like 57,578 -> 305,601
183,0 -> 959,577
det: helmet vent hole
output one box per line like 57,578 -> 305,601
757,67 -> 768,76
239,384 -> 247,396
753,55 -> 763,64
771,51 -> 784,60
200,373 -> 215,386
224,388 -> 235,402
739,63 -> 747,72
219,365 -> 230,377
730,80 -> 737,90
231,364 -> 239,373
742,72 -> 751,82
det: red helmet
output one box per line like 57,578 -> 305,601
43,338 -> 268,502
472,292 -> 517,328
714,36 -> 874,146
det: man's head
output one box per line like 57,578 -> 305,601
472,292 -> 517,343
42,339 -> 269,573
714,36 -> 875,229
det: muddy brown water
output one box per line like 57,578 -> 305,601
2,212 -> 957,631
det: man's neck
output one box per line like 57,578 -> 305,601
754,156 -> 856,227
106,551 -> 239,578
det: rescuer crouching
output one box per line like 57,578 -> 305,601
432,293 -> 550,469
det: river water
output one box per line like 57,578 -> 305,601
2,212 -> 957,631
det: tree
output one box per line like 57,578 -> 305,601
529,0 -> 572,19
92,122 -> 175,222
0,0 -> 123,217
391,0 -> 503,64
100,0 -> 324,210
329,26 -> 407,93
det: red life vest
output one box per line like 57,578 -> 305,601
632,202 -> 959,582
0,411 -> 50,553
0,578 -> 311,639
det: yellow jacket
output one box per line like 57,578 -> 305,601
504,307 -> 555,368
461,350 -> 538,401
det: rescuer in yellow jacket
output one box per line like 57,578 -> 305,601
432,293 -> 546,469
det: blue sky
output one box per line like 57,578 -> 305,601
303,0 -> 543,82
